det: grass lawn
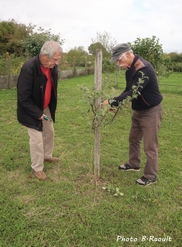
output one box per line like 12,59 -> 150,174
0,72 -> 182,247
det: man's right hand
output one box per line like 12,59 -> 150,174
39,114 -> 47,120
101,99 -> 109,108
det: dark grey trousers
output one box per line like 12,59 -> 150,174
128,103 -> 162,179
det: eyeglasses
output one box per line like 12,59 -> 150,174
49,56 -> 61,62
116,53 -> 126,63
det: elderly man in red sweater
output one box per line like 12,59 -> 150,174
17,40 -> 63,180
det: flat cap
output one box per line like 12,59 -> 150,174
110,43 -> 131,62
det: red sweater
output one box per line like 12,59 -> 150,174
40,66 -> 52,109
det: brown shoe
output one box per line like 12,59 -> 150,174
32,170 -> 47,180
44,157 -> 60,163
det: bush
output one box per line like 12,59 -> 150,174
102,58 -> 116,73
0,55 -> 6,75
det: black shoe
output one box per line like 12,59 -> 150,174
118,163 -> 140,171
136,176 -> 157,186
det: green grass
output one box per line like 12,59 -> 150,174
0,72 -> 182,247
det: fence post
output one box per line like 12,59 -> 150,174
85,56 -> 88,75
94,49 -> 102,180
73,56 -> 77,77
6,52 -> 11,89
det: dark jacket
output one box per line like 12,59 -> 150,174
17,55 -> 58,131
110,55 -> 163,110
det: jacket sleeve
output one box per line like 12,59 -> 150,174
109,68 -> 150,107
109,87 -> 132,106
17,67 -> 43,119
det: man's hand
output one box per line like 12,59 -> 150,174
101,99 -> 109,108
39,114 -> 47,120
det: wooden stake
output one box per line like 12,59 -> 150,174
6,52 -> 11,89
94,49 -> 102,180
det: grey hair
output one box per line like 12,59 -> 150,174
128,49 -> 133,54
40,40 -> 63,58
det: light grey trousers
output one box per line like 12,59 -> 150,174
27,107 -> 54,172
128,103 -> 162,179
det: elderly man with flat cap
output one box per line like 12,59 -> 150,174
102,43 -> 163,186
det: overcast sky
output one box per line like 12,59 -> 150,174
1,0 -> 182,53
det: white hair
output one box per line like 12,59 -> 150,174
128,49 -> 133,54
40,40 -> 63,58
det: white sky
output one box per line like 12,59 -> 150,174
1,0 -> 182,53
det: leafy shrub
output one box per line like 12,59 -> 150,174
0,55 -> 6,75
102,58 -> 116,73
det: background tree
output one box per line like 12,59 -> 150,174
91,31 -> 116,54
129,36 -> 163,73
0,19 -> 32,56
88,43 -> 116,72
66,46 -> 88,67
0,20 -> 64,58
88,42 -> 110,58
90,32 -> 117,72
22,27 -> 64,57
167,52 -> 182,72
0,20 -> 64,75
